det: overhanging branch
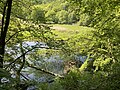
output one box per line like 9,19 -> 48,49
5,45 -> 50,69
5,30 -> 21,44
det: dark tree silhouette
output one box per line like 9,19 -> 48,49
0,0 -> 12,68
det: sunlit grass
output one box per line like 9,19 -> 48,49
51,24 -> 94,40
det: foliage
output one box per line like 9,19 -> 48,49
68,11 -> 77,24
30,5 -> 46,23
0,0 -> 120,90
0,0 -> 66,89
42,68 -> 120,90
0,68 -> 16,90
67,0 -> 120,70
35,0 -> 78,24
45,10 -> 57,23
56,10 -> 68,24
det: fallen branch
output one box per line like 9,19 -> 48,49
27,62 -> 64,78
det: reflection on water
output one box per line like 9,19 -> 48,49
5,41 -> 88,90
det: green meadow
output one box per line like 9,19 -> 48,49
51,24 -> 94,40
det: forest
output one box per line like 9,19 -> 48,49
0,0 -> 120,90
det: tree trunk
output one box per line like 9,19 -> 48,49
0,0 -> 12,68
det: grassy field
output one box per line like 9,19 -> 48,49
50,24 -> 94,40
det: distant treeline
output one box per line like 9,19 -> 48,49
27,0 -> 90,25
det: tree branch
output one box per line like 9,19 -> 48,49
27,62 -> 64,78
17,42 -> 26,80
20,73 -> 29,81
5,45 -> 49,69
5,30 -> 21,44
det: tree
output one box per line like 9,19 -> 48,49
0,0 -> 70,89
45,10 -> 57,23
68,11 -> 77,24
30,5 -> 46,23
67,0 -> 120,70
61,0 -> 120,89
56,10 -> 68,24
0,0 -> 12,69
